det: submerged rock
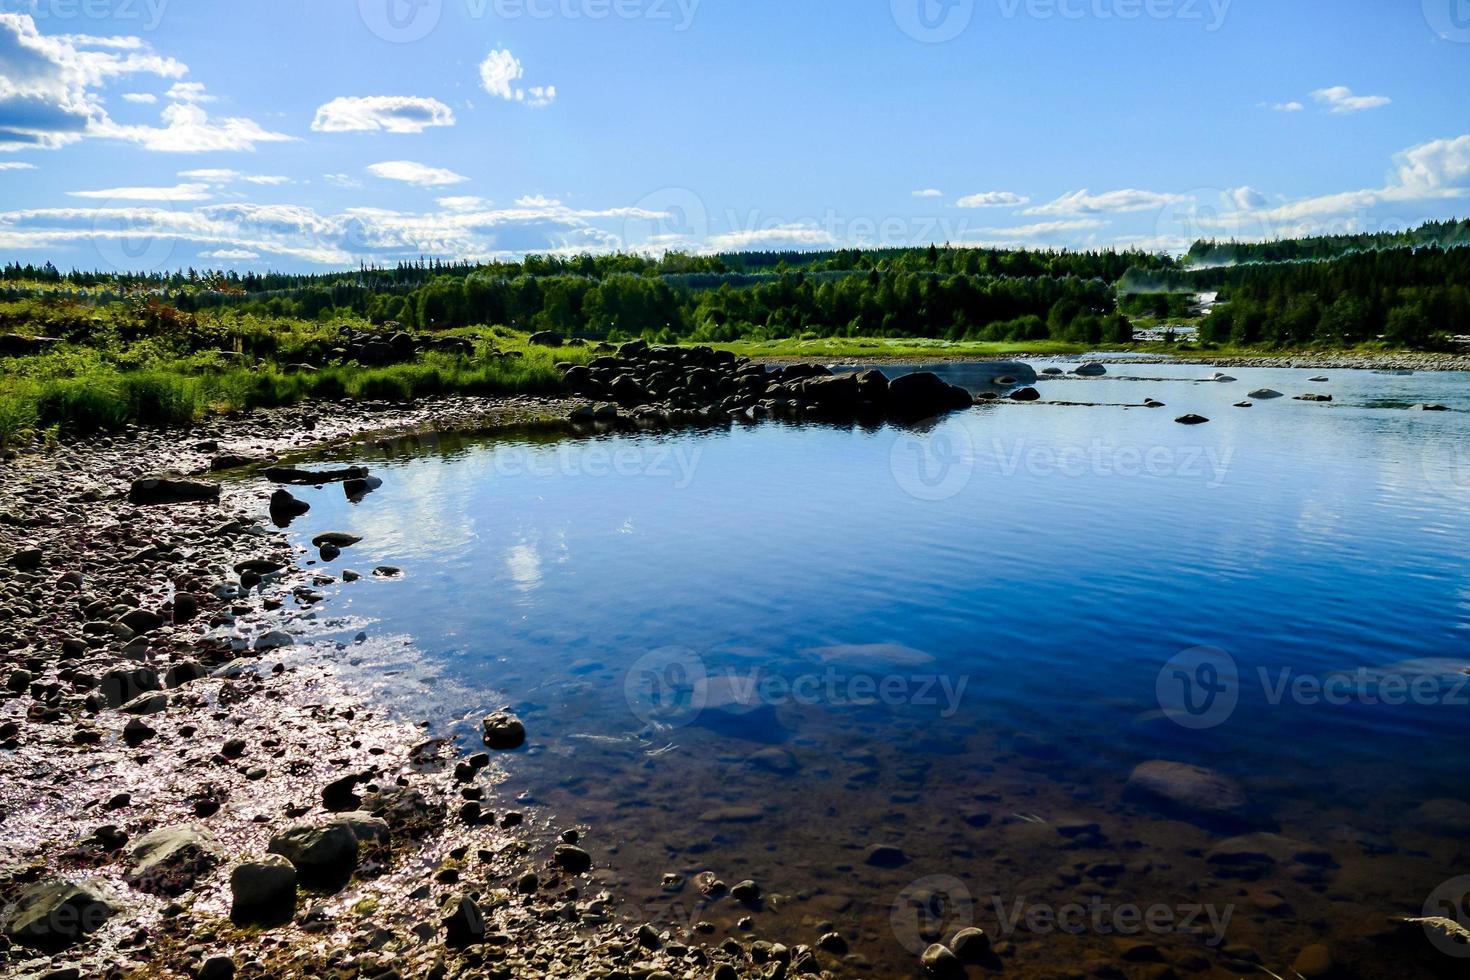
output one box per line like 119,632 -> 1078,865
1125,760 -> 1253,827
1248,388 -> 1284,399
1175,414 -> 1210,425
1073,362 -> 1107,377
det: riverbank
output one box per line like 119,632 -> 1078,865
0,392 -> 839,980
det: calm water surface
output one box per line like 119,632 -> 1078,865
279,361 -> 1470,978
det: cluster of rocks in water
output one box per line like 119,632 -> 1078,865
559,340 -> 976,428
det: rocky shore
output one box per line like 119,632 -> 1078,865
0,384 -> 890,980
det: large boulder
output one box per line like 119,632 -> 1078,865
129,477 -> 220,506
266,821 -> 360,883
126,825 -> 219,895
801,373 -> 862,413
2,879 -> 118,949
230,856 -> 296,923
886,372 -> 973,423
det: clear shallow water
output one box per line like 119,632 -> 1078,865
280,362 -> 1470,978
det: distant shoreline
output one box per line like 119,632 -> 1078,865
742,348 -> 1470,372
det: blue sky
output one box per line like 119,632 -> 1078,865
1,0 -> 1468,272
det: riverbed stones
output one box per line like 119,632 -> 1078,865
2,878 -> 118,949
553,844 -> 592,873
886,372 -> 974,423
263,464 -> 369,485
125,825 -> 218,895
268,488 -> 310,524
267,820 -> 360,881
311,532 -> 362,548
1009,386 -> 1041,402
950,927 -> 990,961
230,855 -> 297,922
863,844 -> 908,868
1248,388 -> 1284,399
1125,760 -> 1252,827
482,712 -> 526,749
253,630 -> 293,651
1073,362 -> 1107,377
1295,393 -> 1333,402
921,942 -> 963,977
1291,944 -> 1333,978
1175,414 -> 1210,425
128,477 -> 221,506
441,893 -> 486,947
101,666 -> 159,707
119,607 -> 165,634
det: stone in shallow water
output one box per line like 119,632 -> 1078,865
482,712 -> 526,750
1125,760 -> 1252,826
699,806 -> 764,824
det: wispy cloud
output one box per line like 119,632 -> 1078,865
1263,100 -> 1303,113
0,162 -> 37,171
1024,188 -> 1180,216
911,188 -> 943,198
68,182 -> 213,202
366,160 -> 468,187
971,218 -> 1106,238
1312,86 -> 1391,114
312,96 -> 456,134
955,191 -> 1030,208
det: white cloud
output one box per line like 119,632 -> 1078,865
367,160 -> 468,187
704,224 -> 838,251
1312,86 -> 1391,114
122,92 -> 157,104
911,188 -> 942,198
437,195 -> 488,211
178,168 -> 290,186
1023,188 -> 1180,216
0,12 -> 187,151
202,248 -> 259,260
312,96 -> 456,134
0,161 -> 36,171
1263,101 -> 1303,113
0,14 -> 292,155
165,81 -> 213,103
955,191 -> 1030,208
515,194 -> 561,208
478,48 -> 556,107
1230,186 -> 1267,210
68,181 -> 212,201
94,102 -> 295,153
324,173 -> 364,189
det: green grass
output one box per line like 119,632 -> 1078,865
0,332 -> 595,439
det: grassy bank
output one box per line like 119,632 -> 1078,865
0,336 -> 593,448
